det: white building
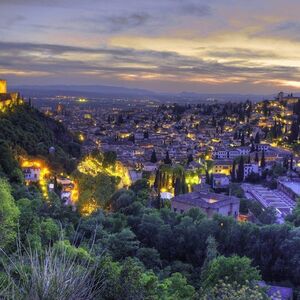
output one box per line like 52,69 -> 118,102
212,148 -> 228,159
228,149 -> 240,159
244,163 -> 260,179
23,167 -> 41,182
256,143 -> 270,152
237,146 -> 251,156
212,174 -> 230,189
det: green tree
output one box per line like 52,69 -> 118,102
201,236 -> 219,282
0,179 -> 20,249
100,256 -> 122,300
103,151 -> 117,168
17,198 -> 40,229
40,218 -> 60,245
239,199 -> 249,214
159,272 -> 196,300
53,240 -> 92,263
288,120 -> 299,144
286,198 -> 300,226
258,207 -> 277,225
0,141 -> 18,178
118,258 -> 148,299
109,189 -> 136,212
106,228 -> 139,260
130,179 -> 149,194
77,172 -> 116,210
136,247 -> 162,271
201,281 -> 267,300
202,255 -> 261,289
229,183 -> 245,198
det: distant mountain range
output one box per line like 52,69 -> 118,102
12,84 -> 290,103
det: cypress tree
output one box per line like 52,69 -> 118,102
241,132 -> 245,146
154,169 -> 160,189
182,174 -> 188,194
254,132 -> 260,144
288,120 -> 299,144
231,160 -> 236,182
210,173 -> 214,188
205,170 -> 210,185
150,149 -> 157,163
212,116 -> 217,127
174,177 -> 185,196
247,155 -> 251,163
129,134 -> 135,143
164,151 -> 172,165
234,131 -> 238,140
261,150 -> 266,168
290,155 -> 294,170
201,236 -> 219,280
161,172 -> 166,190
237,156 -> 244,182
187,153 -> 193,164
255,152 -> 259,163
283,157 -> 289,170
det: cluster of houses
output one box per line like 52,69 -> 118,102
35,92 -> 300,224
22,159 -> 77,205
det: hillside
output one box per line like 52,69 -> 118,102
0,103 -> 81,180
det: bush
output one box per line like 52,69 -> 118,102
0,242 -> 103,300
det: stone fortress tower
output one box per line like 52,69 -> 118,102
0,79 -> 23,110
0,79 -> 7,94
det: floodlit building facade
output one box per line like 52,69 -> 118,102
171,191 -> 239,218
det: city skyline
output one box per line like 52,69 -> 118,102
1,0 -> 300,93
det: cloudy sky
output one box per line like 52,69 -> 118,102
1,0 -> 300,93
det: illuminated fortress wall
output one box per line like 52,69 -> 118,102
0,80 -> 23,111
0,80 -> 7,94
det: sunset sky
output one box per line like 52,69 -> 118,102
1,0 -> 300,93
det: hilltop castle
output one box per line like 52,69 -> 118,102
0,79 -> 23,110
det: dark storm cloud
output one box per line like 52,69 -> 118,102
179,4 -> 211,17
82,12 -> 152,34
0,41 -> 180,59
107,13 -> 151,31
252,21 -> 300,41
0,0 -> 66,6
205,48 -> 280,60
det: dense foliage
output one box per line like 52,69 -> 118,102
0,104 -> 81,177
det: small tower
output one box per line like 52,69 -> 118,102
49,146 -> 56,155
277,92 -> 284,102
0,80 -> 7,94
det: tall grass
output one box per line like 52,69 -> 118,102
0,240 -> 103,300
